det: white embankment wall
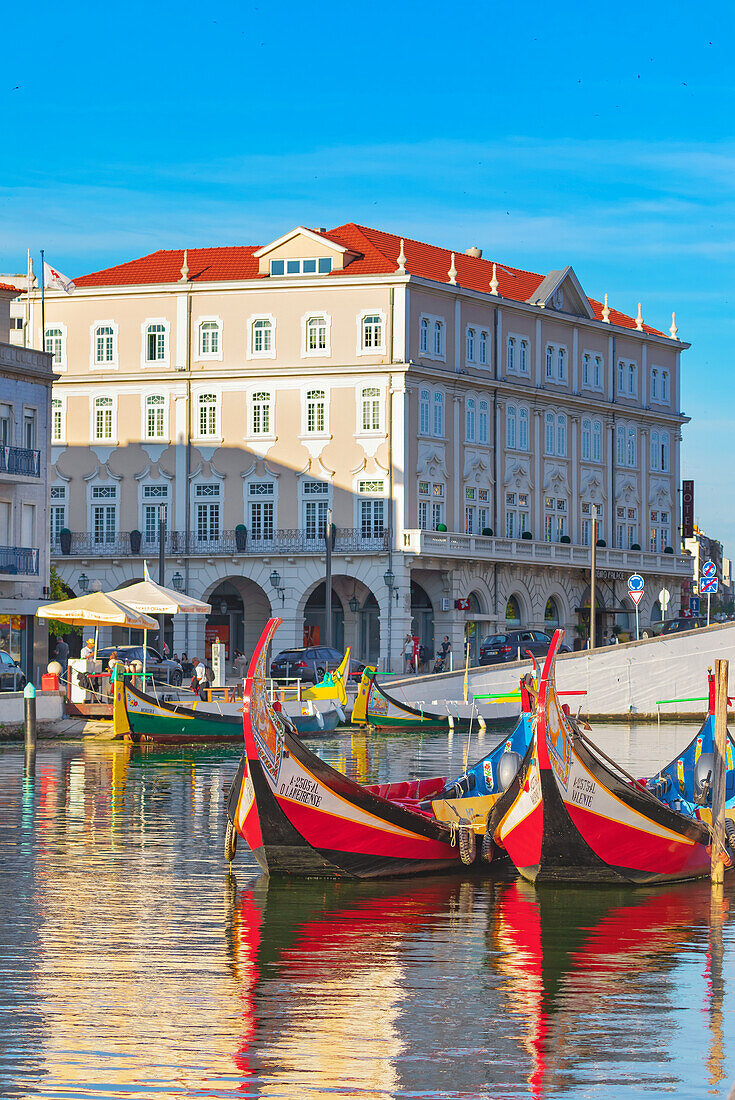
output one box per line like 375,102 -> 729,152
0,691 -> 64,727
387,622 -> 735,721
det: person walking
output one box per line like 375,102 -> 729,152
404,633 -> 415,674
433,635 -> 451,673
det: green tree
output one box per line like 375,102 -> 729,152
47,565 -> 82,640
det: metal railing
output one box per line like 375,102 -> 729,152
52,528 -> 391,558
0,446 -> 41,478
0,546 -> 39,575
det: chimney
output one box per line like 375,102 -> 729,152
465,246 -> 482,258
312,227 -> 327,233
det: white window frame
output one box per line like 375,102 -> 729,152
418,313 -> 447,362
246,389 -> 275,440
357,309 -> 387,356
51,396 -> 66,444
90,320 -> 119,370
357,385 -> 383,435
194,391 -> 221,441
140,318 -> 171,368
432,390 -> 445,437
197,316 -> 223,362
49,485 -> 66,547
354,478 -> 387,538
478,399 -> 489,445
142,393 -> 168,441
545,342 -> 568,384
87,481 -> 118,544
465,396 -> 476,443
90,394 -> 117,443
191,479 -> 223,544
140,482 -> 170,545
617,358 -> 637,396
479,329 -> 490,367
506,333 -> 530,375
466,325 -> 476,365
419,388 -> 431,436
581,349 -> 604,391
650,365 -> 671,406
301,312 -> 332,358
44,323 -> 67,371
302,385 -> 329,436
247,314 -> 276,360
299,478 -> 332,539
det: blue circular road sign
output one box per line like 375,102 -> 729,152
702,559 -> 716,580
627,573 -> 644,593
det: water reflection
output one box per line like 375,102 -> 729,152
1,730 -> 735,1098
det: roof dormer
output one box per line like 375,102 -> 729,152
527,265 -> 595,320
253,226 -> 359,276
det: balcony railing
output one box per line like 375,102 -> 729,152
0,546 -> 39,575
52,528 -> 391,558
0,446 -> 42,478
402,529 -> 693,577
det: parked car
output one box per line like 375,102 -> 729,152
478,630 -> 571,667
0,649 -> 25,691
97,646 -> 183,686
640,616 -> 705,639
270,646 -> 365,684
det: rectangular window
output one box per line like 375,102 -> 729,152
92,505 -> 116,544
479,330 -> 488,365
198,396 -> 217,437
362,315 -> 383,350
360,498 -> 385,539
361,388 -> 381,431
95,326 -> 115,364
50,504 -> 65,546
304,500 -> 328,540
249,498 -> 274,541
94,398 -> 113,441
196,502 -> 220,542
582,353 -> 591,386
433,393 -> 444,436
433,320 -> 444,357
306,390 -> 326,433
146,395 -> 165,439
478,401 -> 489,444
51,400 -> 63,443
143,504 -> 167,544
520,340 -> 529,373
251,392 -> 272,435
200,321 -> 220,356
418,500 -> 429,530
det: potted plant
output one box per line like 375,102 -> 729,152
59,528 -> 72,556
235,524 -> 248,551
596,538 -> 606,547
631,542 -> 641,551
560,534 -> 571,544
481,526 -> 493,537
521,531 -> 532,540
664,546 -> 674,554
436,523 -> 448,532
130,530 -> 142,554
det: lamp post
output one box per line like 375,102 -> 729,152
383,568 -> 397,674
78,572 -> 89,594
269,569 -> 285,606
172,571 -> 184,592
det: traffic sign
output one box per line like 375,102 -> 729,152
627,573 -> 644,593
701,576 -> 719,595
690,595 -> 701,614
659,588 -> 671,613
629,589 -> 644,606
702,560 -> 716,580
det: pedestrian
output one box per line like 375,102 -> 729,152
80,637 -> 95,659
433,635 -> 451,673
162,640 -> 170,659
53,636 -> 69,683
189,657 -> 202,695
404,633 -> 415,674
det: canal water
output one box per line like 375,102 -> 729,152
1,723 -> 734,1099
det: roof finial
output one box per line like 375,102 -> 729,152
635,302 -> 643,331
448,252 -> 457,285
490,262 -> 499,296
669,311 -> 678,340
602,293 -> 610,323
396,239 -> 407,275
179,249 -> 190,282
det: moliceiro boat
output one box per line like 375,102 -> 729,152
353,667 -> 517,731
112,673 -> 342,744
491,630 -> 735,885
225,617 -> 538,878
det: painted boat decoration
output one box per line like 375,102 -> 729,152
300,648 -> 351,705
225,618 -> 538,878
358,668 -> 519,731
113,674 -> 342,744
491,629 -> 735,885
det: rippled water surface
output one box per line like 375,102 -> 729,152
2,723 -> 735,1099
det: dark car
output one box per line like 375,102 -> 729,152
479,630 -> 571,667
97,645 -> 183,686
0,649 -> 25,691
640,615 -> 706,639
270,646 -> 365,684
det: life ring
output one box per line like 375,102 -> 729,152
224,819 -> 237,863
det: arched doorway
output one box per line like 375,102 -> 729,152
359,593 -> 380,665
578,590 -> 606,648
410,580 -> 434,656
505,594 -> 522,628
304,583 -> 344,652
207,580 -> 244,659
544,596 -> 561,631
465,591 -> 484,665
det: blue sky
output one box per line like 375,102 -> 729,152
2,0 -> 733,553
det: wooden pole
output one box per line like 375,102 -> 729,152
589,515 -> 597,650
711,657 -> 728,884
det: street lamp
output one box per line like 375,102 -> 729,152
349,595 -> 360,613
78,572 -> 89,593
172,571 -> 184,591
269,569 -> 285,606
384,568 -> 399,605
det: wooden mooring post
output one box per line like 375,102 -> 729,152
711,658 -> 729,884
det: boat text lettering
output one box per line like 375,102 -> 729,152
570,775 -> 594,808
280,774 -> 322,808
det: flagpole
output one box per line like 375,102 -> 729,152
40,249 -> 45,353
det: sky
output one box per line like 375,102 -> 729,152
2,0 -> 733,552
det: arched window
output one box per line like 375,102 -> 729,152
545,411 -> 555,454
558,347 -> 566,380
627,426 -> 637,467
479,329 -> 489,365
466,327 -> 476,362
360,387 -> 381,432
433,391 -> 444,436
45,328 -> 63,364
617,360 -> 625,392
592,419 -> 602,462
506,404 -> 517,449
94,325 -> 115,364
146,323 -> 166,362
520,339 -> 529,373
545,345 -> 554,379
582,353 -> 591,386
507,336 -> 515,372
251,391 -> 273,435
650,430 -> 660,471
478,399 -> 489,444
362,314 -> 383,350
616,425 -> 625,466
628,362 -> 636,395
557,413 -> 567,457
51,398 -> 64,443
419,389 -> 430,435
581,418 -> 591,461
145,394 -> 165,439
505,595 -> 521,626
420,317 -> 430,354
433,319 -> 444,356
93,396 -> 114,441
306,316 -> 327,352
519,406 -> 529,451
198,393 -> 218,437
662,371 -> 670,402
544,597 -> 560,625
305,389 -> 326,433
465,397 -> 476,442
199,320 -> 220,356
650,368 -> 658,400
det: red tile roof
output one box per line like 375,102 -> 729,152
74,224 -> 664,336
0,282 -> 20,294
